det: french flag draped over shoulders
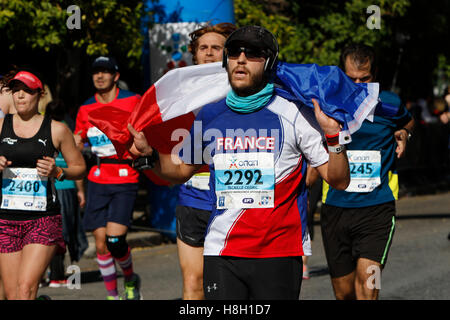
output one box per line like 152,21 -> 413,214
88,62 -> 229,162
88,61 -> 381,162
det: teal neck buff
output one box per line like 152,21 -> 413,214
226,82 -> 274,114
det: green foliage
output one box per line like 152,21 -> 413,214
234,0 -> 450,98
0,0 -> 145,67
438,55 -> 450,80
1,0 -> 447,97
0,1 -> 66,51
234,0 -> 411,65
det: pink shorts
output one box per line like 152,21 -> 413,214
0,215 -> 66,254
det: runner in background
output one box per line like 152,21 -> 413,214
320,43 -> 414,300
46,100 -> 88,288
0,70 -> 85,299
303,165 -> 322,279
176,22 -> 236,300
75,57 -> 142,300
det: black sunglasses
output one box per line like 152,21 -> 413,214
227,46 -> 267,59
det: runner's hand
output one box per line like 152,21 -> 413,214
127,123 -> 153,157
394,129 -> 407,158
312,99 -> 341,136
77,190 -> 86,208
440,112 -> 449,124
0,156 -> 11,171
73,130 -> 84,150
36,156 -> 57,177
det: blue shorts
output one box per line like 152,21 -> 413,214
82,181 -> 139,231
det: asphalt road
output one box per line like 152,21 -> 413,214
38,191 -> 450,301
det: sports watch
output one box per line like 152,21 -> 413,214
400,127 -> 412,141
328,145 -> 345,154
132,150 -> 159,170
55,167 -> 66,181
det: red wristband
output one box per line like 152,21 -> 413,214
325,132 -> 340,146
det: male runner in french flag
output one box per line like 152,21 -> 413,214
126,26 -> 352,299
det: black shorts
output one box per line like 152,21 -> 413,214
320,202 -> 396,278
203,256 -> 302,300
82,181 -> 139,232
176,205 -> 211,247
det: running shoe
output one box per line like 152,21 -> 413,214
124,273 -> 143,300
49,280 -> 68,288
38,279 -> 48,288
106,295 -> 123,300
302,264 -> 310,280
39,273 -> 50,288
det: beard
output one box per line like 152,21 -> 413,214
93,75 -> 116,94
95,82 -> 114,93
228,66 -> 267,97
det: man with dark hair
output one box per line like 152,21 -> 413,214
320,43 -> 414,300
75,56 -> 142,300
128,26 -> 350,300
176,22 -> 236,300
339,43 -> 377,82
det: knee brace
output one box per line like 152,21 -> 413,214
106,234 -> 129,258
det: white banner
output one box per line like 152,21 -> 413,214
149,22 -> 203,84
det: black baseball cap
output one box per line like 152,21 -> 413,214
92,56 -> 119,72
223,26 -> 279,74
225,26 -> 278,55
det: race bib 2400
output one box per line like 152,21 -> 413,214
1,167 -> 48,211
214,152 -> 275,209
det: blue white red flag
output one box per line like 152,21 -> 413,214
88,61 -> 380,160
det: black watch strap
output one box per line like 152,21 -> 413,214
132,150 -> 159,170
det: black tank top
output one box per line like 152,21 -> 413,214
0,114 -> 61,220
